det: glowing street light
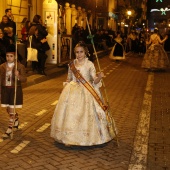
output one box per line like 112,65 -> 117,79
127,10 -> 132,18
126,10 -> 132,33
127,10 -> 132,16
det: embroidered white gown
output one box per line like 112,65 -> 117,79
50,58 -> 114,146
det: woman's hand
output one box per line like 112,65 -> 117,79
41,38 -> 47,43
97,72 -> 104,79
94,72 -> 104,84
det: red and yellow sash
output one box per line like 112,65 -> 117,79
69,61 -> 107,111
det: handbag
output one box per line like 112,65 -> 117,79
27,36 -> 38,62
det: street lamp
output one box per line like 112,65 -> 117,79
127,10 -> 132,33
127,10 -> 132,19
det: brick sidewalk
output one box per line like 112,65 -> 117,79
0,52 -> 169,169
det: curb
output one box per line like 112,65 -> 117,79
22,66 -> 68,88
22,49 -> 111,88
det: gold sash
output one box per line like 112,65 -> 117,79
69,61 -> 107,111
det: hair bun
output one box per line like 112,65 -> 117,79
77,41 -> 88,48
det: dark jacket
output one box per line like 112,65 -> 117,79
0,22 -> 11,32
0,37 -> 10,63
30,22 -> 47,39
29,22 -> 50,51
7,16 -> 16,35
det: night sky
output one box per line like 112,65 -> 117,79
147,0 -> 170,28
147,0 -> 169,13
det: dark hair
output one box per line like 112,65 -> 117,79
1,15 -> 9,22
6,44 -> 16,53
21,17 -> 27,23
74,41 -> 89,56
25,20 -> 31,31
5,8 -> 11,14
33,15 -> 41,23
117,31 -> 121,35
154,28 -> 158,33
28,25 -> 38,36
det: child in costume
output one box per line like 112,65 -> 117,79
0,45 -> 27,139
51,42 -> 114,146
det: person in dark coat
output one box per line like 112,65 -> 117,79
138,37 -> 146,55
3,27 -> 15,45
109,32 -> 125,61
0,28 -> 10,64
28,26 -> 48,75
164,30 -> 170,53
30,15 -> 50,52
0,15 -> 11,33
5,8 -> 16,35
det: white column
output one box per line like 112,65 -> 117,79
71,4 -> 77,29
58,5 -> 65,34
82,8 -> 87,29
43,0 -> 58,64
65,2 -> 72,35
77,6 -> 82,27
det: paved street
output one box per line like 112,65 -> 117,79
0,52 -> 170,170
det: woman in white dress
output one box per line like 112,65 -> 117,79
51,42 -> 114,146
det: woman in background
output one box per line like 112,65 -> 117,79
21,20 -> 30,43
28,26 -> 48,75
109,32 -> 125,61
0,28 -> 10,64
141,28 -> 169,71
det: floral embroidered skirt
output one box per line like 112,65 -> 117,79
141,44 -> 169,69
50,81 -> 114,146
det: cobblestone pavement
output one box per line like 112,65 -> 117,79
147,69 -> 170,169
0,52 -> 169,170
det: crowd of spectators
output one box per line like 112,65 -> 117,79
0,9 -> 50,75
0,9 -> 16,65
1,9 -> 170,73
125,29 -> 170,55
71,25 -> 148,59
71,24 -> 116,61
72,24 -> 116,50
